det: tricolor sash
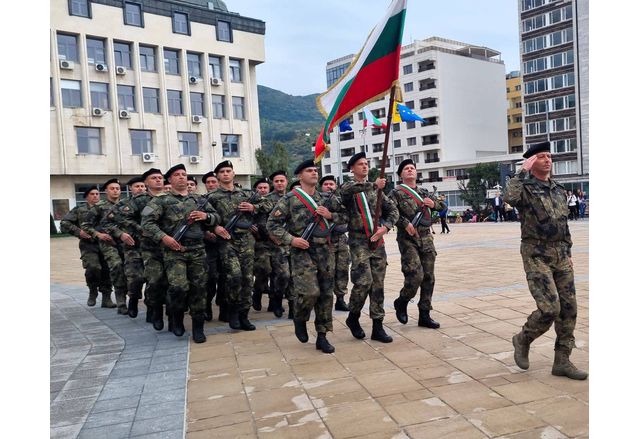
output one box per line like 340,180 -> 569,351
355,192 -> 375,238
292,187 -> 330,230
398,184 -> 431,221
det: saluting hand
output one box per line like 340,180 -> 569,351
522,155 -> 537,171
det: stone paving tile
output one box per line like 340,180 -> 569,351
403,415 -> 488,439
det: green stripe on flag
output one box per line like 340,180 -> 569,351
362,10 -> 406,67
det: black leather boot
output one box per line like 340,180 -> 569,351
145,305 -> 154,323
418,310 -> 440,329
152,304 -> 164,331
228,305 -> 241,330
218,303 -> 229,322
316,332 -> 335,353
192,315 -> 207,344
252,291 -> 262,311
371,319 -> 393,343
287,300 -> 295,320
294,319 -> 309,343
334,296 -> 349,312
393,297 -> 409,324
172,310 -> 185,337
346,312 -> 366,339
204,300 -> 213,322
273,297 -> 284,318
239,309 -> 256,331
87,288 -> 98,307
127,297 -> 138,318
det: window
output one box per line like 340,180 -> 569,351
402,64 -> 413,75
407,137 -> 416,146
69,0 -> 90,17
187,53 -> 202,78
324,165 -> 331,174
113,42 -> 132,68
124,2 -> 143,27
211,94 -> 225,118
372,143 -> 383,153
86,37 -> 106,65
190,92 -> 205,116
410,154 -> 419,164
394,155 -> 404,166
406,121 -> 416,129
117,85 -> 136,111
229,59 -> 242,82
90,82 -> 109,109
393,139 -> 401,148
406,100 -> 415,109
404,82 -> 414,93
419,79 -> 436,90
173,12 -> 190,35
167,90 -> 183,115
50,78 -> 54,106
164,49 -> 180,75
61,80 -> 82,108
217,20 -> 232,42
420,98 -> 436,109
57,33 -> 78,61
341,147 -> 355,157
510,145 -> 524,153
208,55 -> 223,80
552,138 -> 577,153
130,130 -> 153,155
143,87 -> 160,113
340,132 -> 354,141
76,127 -> 101,154
392,123 -> 400,132
553,160 -> 577,175
232,96 -> 245,120
418,60 -> 435,72
139,45 -> 156,72
222,134 -> 240,157
178,132 -> 198,156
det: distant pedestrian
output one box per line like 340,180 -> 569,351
437,195 -> 450,233
493,193 -> 505,222
567,190 -> 578,220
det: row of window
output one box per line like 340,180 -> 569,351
524,72 -> 574,95
525,93 -> 576,116
75,127 -> 241,157
56,80 -> 246,119
523,27 -> 573,54
521,0 -> 551,12
525,116 -> 576,135
403,78 -> 437,94
523,49 -> 574,74
68,0 -> 233,42
57,33 -> 242,81
522,5 -> 573,33
402,59 -> 435,75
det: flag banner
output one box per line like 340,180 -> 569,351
339,119 -> 353,132
316,0 -> 407,143
363,106 -> 387,129
393,101 -> 425,123
314,130 -> 330,162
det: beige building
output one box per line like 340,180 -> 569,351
50,0 -> 265,223
506,70 -> 524,154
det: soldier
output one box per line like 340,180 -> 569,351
208,161 -> 272,331
187,176 -> 198,194
141,164 -> 219,343
81,178 -> 129,315
267,159 -> 345,353
201,171 -> 224,321
506,141 -> 588,380
340,152 -> 399,343
319,175 -> 350,312
251,177 -> 273,312
60,186 -> 115,307
389,159 -> 443,329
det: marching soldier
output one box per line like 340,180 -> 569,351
251,177 -> 273,312
389,159 -> 443,329
506,141 -> 588,380
60,186 -> 114,308
186,176 -> 198,194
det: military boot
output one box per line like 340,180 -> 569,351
127,297 -> 139,318
192,315 -> 206,344
273,298 -> 284,318
418,310 -> 440,329
218,303 -> 229,323
393,297 -> 409,324
512,332 -> 531,370
101,293 -> 117,308
152,304 -> 164,331
115,291 -> 128,315
334,296 -> 349,312
172,310 -> 185,337
287,300 -> 294,320
228,305 -> 241,330
346,311 -> 366,339
267,297 -> 275,312
551,350 -> 588,380
371,319 -> 393,343
316,332 -> 335,354
87,288 -> 98,307
145,305 -> 154,323
294,319 -> 309,343
239,309 -> 256,331
204,299 -> 213,322
252,291 -> 262,311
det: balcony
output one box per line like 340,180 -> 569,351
424,157 -> 440,163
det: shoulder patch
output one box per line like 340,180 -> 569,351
273,209 -> 282,217
141,205 -> 154,216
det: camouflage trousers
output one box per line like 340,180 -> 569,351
124,246 -> 145,301
520,242 -> 577,351
219,233 -> 255,312
348,236 -> 387,320
397,233 -> 437,311
79,241 -> 112,293
141,246 -> 168,308
254,241 -> 290,300
332,237 -> 350,298
204,242 -> 220,304
162,246 -> 208,316
290,244 -> 335,333
98,241 -> 127,294
253,241 -> 271,295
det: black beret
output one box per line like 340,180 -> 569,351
396,158 -> 416,176
253,177 -> 270,189
269,170 -> 287,180
319,175 -> 336,186
164,164 -> 186,180
102,178 -> 120,189
294,159 -> 316,175
214,160 -> 233,174
523,141 -> 551,158
163,179 -> 170,186
201,171 -> 216,184
288,179 -> 301,191
187,176 -> 197,184
141,168 -> 162,181
126,176 -> 144,186
347,152 -> 367,169
83,185 -> 99,198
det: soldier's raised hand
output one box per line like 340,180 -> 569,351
522,155 -> 538,171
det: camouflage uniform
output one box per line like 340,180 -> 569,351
203,225 -> 223,320
267,189 -> 345,333
252,195 -> 272,308
60,204 -> 112,301
328,190 -> 351,302
389,185 -> 444,312
263,191 -> 291,312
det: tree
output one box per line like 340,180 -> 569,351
458,162 -> 500,214
255,142 -> 290,178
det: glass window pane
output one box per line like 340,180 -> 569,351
190,92 -> 205,116
61,79 -> 82,108
139,45 -> 156,72
77,127 -> 101,154
167,90 -> 183,115
173,12 -> 189,34
86,38 -> 106,64
178,132 -> 198,156
130,130 -> 153,155
113,42 -> 132,68
187,53 -> 201,77
124,2 -> 142,26
143,87 -> 160,113
90,82 -> 109,109
232,96 -> 244,119
57,33 -> 78,61
222,134 -> 239,157
70,0 -> 89,17
211,94 -> 225,118
117,85 -> 136,111
164,49 -> 180,75
229,59 -> 242,82
217,20 -> 231,42
208,55 -> 223,79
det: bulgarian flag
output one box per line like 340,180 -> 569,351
314,0 -> 407,161
363,106 -> 387,129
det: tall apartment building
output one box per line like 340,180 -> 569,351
50,0 -> 265,222
519,0 -> 589,192
506,71 -> 524,154
320,37 -> 511,209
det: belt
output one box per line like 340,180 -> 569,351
522,239 -> 567,247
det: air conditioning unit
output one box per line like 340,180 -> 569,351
189,155 -> 200,164
192,115 -> 203,123
142,152 -> 156,163
95,63 -> 108,72
92,107 -> 106,117
119,109 -> 131,119
59,60 -> 74,70
210,77 -> 222,86
115,66 -> 127,75
189,76 -> 199,84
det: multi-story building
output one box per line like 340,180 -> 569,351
506,71 -> 524,154
50,0 -> 265,223
519,0 -> 589,192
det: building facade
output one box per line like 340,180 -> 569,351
506,71 -> 524,154
50,0 -> 265,222
519,0 -> 589,192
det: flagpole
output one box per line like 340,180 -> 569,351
335,125 -> 341,183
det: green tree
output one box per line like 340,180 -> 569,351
458,162 -> 500,214
255,142 -> 290,178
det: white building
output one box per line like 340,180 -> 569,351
50,0 -> 265,224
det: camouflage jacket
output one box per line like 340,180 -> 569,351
504,169 -> 573,254
340,180 -> 399,238
267,189 -> 346,246
60,204 -> 100,250
100,197 -> 138,241
120,192 -> 158,249
81,199 -> 120,238
141,191 -> 219,248
389,185 -> 443,239
206,186 -> 272,236
321,191 -> 349,244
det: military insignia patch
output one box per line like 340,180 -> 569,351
273,209 -> 282,217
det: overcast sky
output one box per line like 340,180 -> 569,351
231,0 -> 520,96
